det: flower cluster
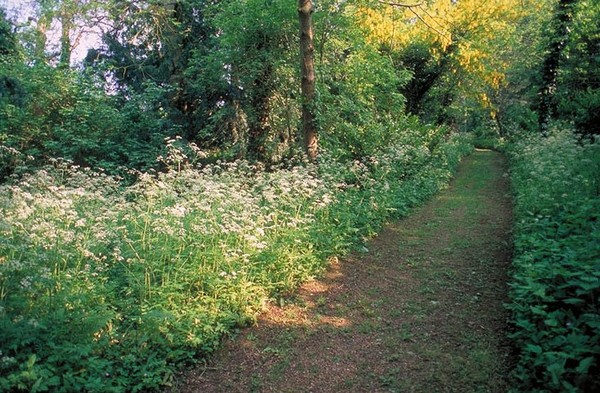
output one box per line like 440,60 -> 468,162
0,127 -> 473,392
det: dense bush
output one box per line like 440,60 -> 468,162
555,0 -> 600,136
507,127 -> 600,392
0,127 -> 472,392
0,61 -> 180,180
315,24 -> 411,159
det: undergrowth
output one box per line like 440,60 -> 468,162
0,127 -> 472,392
507,127 -> 600,392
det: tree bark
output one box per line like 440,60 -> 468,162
298,0 -> 317,161
35,14 -> 49,64
59,10 -> 73,67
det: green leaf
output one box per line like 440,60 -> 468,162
575,356 -> 595,374
526,344 -> 543,354
562,298 -> 585,305
547,362 -> 565,386
530,305 -> 547,316
26,354 -> 37,369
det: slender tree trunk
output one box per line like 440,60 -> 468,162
59,12 -> 72,67
58,0 -> 84,68
298,0 -> 317,161
35,15 -> 49,64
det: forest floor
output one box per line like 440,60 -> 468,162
171,150 -> 514,393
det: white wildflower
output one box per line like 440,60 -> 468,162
169,205 -> 187,218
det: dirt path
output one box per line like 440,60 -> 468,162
173,150 -> 514,393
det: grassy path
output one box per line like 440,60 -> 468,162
173,150 -> 514,392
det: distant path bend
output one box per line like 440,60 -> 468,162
174,150 -> 514,393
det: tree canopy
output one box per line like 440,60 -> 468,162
0,0 -> 597,163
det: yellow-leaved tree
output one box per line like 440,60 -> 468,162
359,0 -> 552,130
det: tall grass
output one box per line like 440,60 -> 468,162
507,127 -> 600,392
0,127 -> 472,392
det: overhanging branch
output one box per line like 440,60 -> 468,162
380,0 -> 450,39
408,7 -> 449,39
379,1 -> 424,7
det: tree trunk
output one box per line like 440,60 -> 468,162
59,11 -> 72,67
298,0 -> 317,161
35,15 -> 49,64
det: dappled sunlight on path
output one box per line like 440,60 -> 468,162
171,151 -> 513,393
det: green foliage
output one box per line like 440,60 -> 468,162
0,8 -> 18,62
392,40 -> 443,117
0,127 -> 472,392
0,61 -> 180,179
555,0 -> 600,135
518,0 -> 600,135
90,0 -> 214,145
188,0 -> 299,160
2,0 -> 416,169
558,88 -> 600,136
536,0 -> 579,133
315,7 -> 411,159
507,126 -> 600,392
184,0 -> 413,161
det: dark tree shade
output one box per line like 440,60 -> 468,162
0,8 -> 17,60
0,8 -> 24,108
537,0 -> 579,135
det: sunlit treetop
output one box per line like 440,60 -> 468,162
359,0 -> 553,102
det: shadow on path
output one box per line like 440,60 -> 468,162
173,150 -> 513,393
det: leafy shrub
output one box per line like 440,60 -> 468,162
558,88 -> 600,136
507,127 -> 600,392
316,34 -> 411,160
0,62 -> 177,180
0,128 -> 472,392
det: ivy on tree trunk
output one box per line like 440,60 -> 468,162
538,0 -> 578,135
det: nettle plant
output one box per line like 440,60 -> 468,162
0,127 -> 472,392
508,127 -> 600,392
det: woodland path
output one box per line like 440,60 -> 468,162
173,150 -> 514,393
